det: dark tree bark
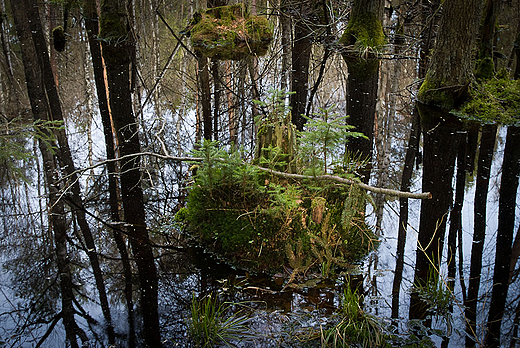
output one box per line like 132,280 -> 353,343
340,0 -> 384,184
10,1 -> 79,346
484,126 -> 520,348
84,1 -> 136,346
198,54 -> 212,140
290,18 -> 312,131
99,0 -> 162,346
212,58 -> 220,141
464,124 -> 497,347
417,0 -> 482,109
344,57 -> 379,183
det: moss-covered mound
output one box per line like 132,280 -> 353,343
452,76 -> 520,125
187,4 -> 273,60
175,142 -> 378,275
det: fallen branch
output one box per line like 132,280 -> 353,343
256,166 -> 432,200
57,152 -> 431,200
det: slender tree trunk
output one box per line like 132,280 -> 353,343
465,124 -> 497,347
484,126 -> 520,348
84,1 -> 136,345
198,54 -> 212,140
21,0 -> 116,342
280,0 -> 291,93
290,18 -> 312,131
100,0 -> 162,346
224,61 -> 237,145
10,1 -> 79,345
212,58 -> 220,141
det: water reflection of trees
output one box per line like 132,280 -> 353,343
0,0 -> 519,346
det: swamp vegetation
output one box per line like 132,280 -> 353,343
1,0 -> 520,347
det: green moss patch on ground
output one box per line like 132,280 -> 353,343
188,4 -> 273,60
175,145 -> 378,275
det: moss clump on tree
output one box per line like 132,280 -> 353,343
187,4 -> 273,60
339,12 -> 385,49
475,57 -> 495,80
417,75 -> 460,110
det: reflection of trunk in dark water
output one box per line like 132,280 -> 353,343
465,124 -> 497,347
409,105 -> 461,322
484,126 -> 520,348
446,132 -> 468,295
392,110 -> 420,321
442,129 -> 469,348
344,57 -> 379,183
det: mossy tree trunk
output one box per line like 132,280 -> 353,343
99,0 -> 162,346
340,0 -> 384,184
417,0 -> 482,109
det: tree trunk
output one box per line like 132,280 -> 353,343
10,0 -> 79,345
484,126 -> 520,348
290,18 -> 312,131
212,58 -> 220,141
99,0 -> 162,346
84,1 -> 136,345
417,0 -> 482,109
198,54 -> 212,140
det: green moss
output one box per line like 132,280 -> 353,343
453,78 -> 520,125
417,75 -> 457,110
475,57 -> 495,80
99,9 -> 127,42
189,4 -> 273,60
340,12 -> 385,49
178,159 -> 378,274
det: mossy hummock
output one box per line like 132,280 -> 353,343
188,4 -> 273,60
